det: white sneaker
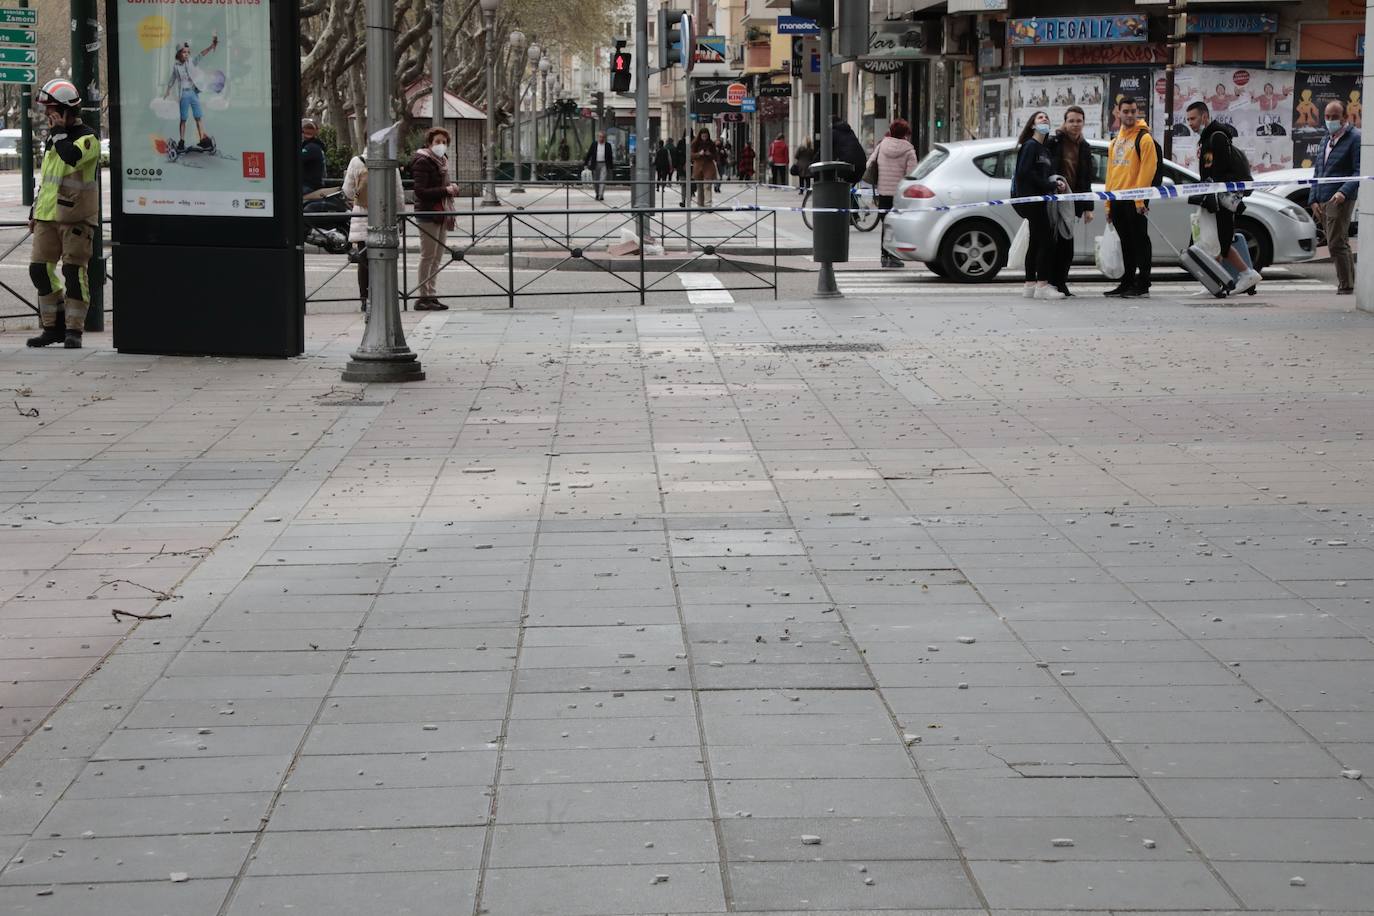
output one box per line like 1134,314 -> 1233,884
1231,269 -> 1261,294
1023,283 -> 1038,299
1038,286 -> 1066,300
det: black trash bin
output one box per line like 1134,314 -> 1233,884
808,160 -> 854,264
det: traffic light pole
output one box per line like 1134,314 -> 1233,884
19,0 -> 32,209
814,18 -> 839,298
71,0 -> 105,330
633,0 -> 652,213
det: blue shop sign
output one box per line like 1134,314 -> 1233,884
1186,13 -> 1277,35
777,16 -> 820,35
1009,15 -> 1148,47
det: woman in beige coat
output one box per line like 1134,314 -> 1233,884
690,128 -> 719,206
867,118 -> 919,268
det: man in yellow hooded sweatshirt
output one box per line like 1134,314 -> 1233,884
1105,97 -> 1158,298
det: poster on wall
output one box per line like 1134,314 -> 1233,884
1107,69 -> 1152,135
963,77 -> 981,139
1165,67 -> 1295,171
981,79 -> 1008,139
117,0 -> 274,217
1292,72 -> 1364,167
1011,75 -> 1106,139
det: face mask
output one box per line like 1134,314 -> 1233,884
1034,122 -> 1050,135
1326,120 -> 1343,134
431,143 -> 448,158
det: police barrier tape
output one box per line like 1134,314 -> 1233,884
727,175 -> 1363,215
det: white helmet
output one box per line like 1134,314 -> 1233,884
36,78 -> 81,111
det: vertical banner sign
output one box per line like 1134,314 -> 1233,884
1107,69 -> 1152,136
117,0 -> 274,216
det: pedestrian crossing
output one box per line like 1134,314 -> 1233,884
832,267 -> 1324,299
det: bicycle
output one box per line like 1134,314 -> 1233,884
801,182 -> 881,233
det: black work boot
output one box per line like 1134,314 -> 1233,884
63,329 -> 83,349
27,324 -> 65,347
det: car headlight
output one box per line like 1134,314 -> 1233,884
1279,205 -> 1310,223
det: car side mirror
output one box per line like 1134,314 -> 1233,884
1162,176 -> 1176,187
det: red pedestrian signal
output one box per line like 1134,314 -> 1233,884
611,51 -> 632,92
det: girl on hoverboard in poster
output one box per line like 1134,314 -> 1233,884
163,32 -> 219,156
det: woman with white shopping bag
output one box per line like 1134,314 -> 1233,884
1010,111 -> 1070,300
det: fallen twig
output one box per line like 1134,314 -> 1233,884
112,608 -> 172,622
94,578 -> 176,601
13,400 -> 38,418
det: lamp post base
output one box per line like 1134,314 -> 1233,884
342,351 -> 426,383
814,261 -> 843,299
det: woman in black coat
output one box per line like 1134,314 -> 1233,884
1011,110 -> 1068,300
1044,106 -> 1096,296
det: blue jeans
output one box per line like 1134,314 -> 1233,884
179,89 -> 203,121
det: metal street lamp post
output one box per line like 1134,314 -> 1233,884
513,43 -> 538,195
479,0 -> 501,206
537,56 -> 551,162
430,0 -> 446,179
343,0 -> 424,383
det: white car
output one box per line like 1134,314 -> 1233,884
883,138 -> 1317,282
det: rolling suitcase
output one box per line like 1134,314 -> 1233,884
1148,214 -> 1232,298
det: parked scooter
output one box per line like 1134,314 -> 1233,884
303,186 -> 350,254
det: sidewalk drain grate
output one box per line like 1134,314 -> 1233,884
660,308 -> 695,314
770,342 -> 885,353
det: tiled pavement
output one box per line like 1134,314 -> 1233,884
1,295 -> 1373,915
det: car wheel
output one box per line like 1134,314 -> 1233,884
1236,218 -> 1272,270
938,219 -> 1006,283
924,260 -> 948,277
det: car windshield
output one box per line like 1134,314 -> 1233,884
910,146 -> 948,180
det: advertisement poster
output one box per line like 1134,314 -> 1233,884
981,79 -> 1008,139
1292,72 -> 1363,167
962,76 -> 981,139
117,0 -> 274,217
1012,75 -> 1106,138
1107,69 -> 1153,135
1165,67 -> 1295,172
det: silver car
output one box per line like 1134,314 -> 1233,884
883,138 -> 1317,282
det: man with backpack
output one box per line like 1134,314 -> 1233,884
1104,97 -> 1158,298
1186,101 -> 1261,294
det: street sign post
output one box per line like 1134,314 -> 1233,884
0,26 -> 34,45
0,45 -> 35,64
0,65 -> 33,83
0,7 -> 35,24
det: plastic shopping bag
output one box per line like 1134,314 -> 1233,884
1191,210 -> 1221,258
580,167 -> 593,185
1095,223 -> 1124,280
1007,219 -> 1030,272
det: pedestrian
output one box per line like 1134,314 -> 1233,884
558,137 -> 571,161
343,153 -> 405,314
866,118 -> 918,268
655,139 -> 672,191
768,133 -> 788,186
300,117 -> 327,194
25,79 -> 100,350
408,127 -> 458,310
1045,106 -> 1095,296
794,139 -> 814,191
1311,100 -> 1360,295
582,130 -> 615,202
691,128 -> 718,206
737,140 -> 756,181
1186,101 -> 1260,294
1104,96 -> 1157,298
718,138 -> 732,180
1011,110 -> 1068,300
831,117 -> 867,187
714,136 -> 726,191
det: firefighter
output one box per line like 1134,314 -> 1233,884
27,78 -> 100,349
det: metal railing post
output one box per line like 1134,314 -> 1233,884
507,213 -> 516,308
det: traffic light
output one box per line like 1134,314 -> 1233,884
611,49 -> 632,92
658,9 -> 695,73
790,0 -> 833,29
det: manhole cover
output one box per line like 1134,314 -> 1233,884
769,342 -> 884,353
